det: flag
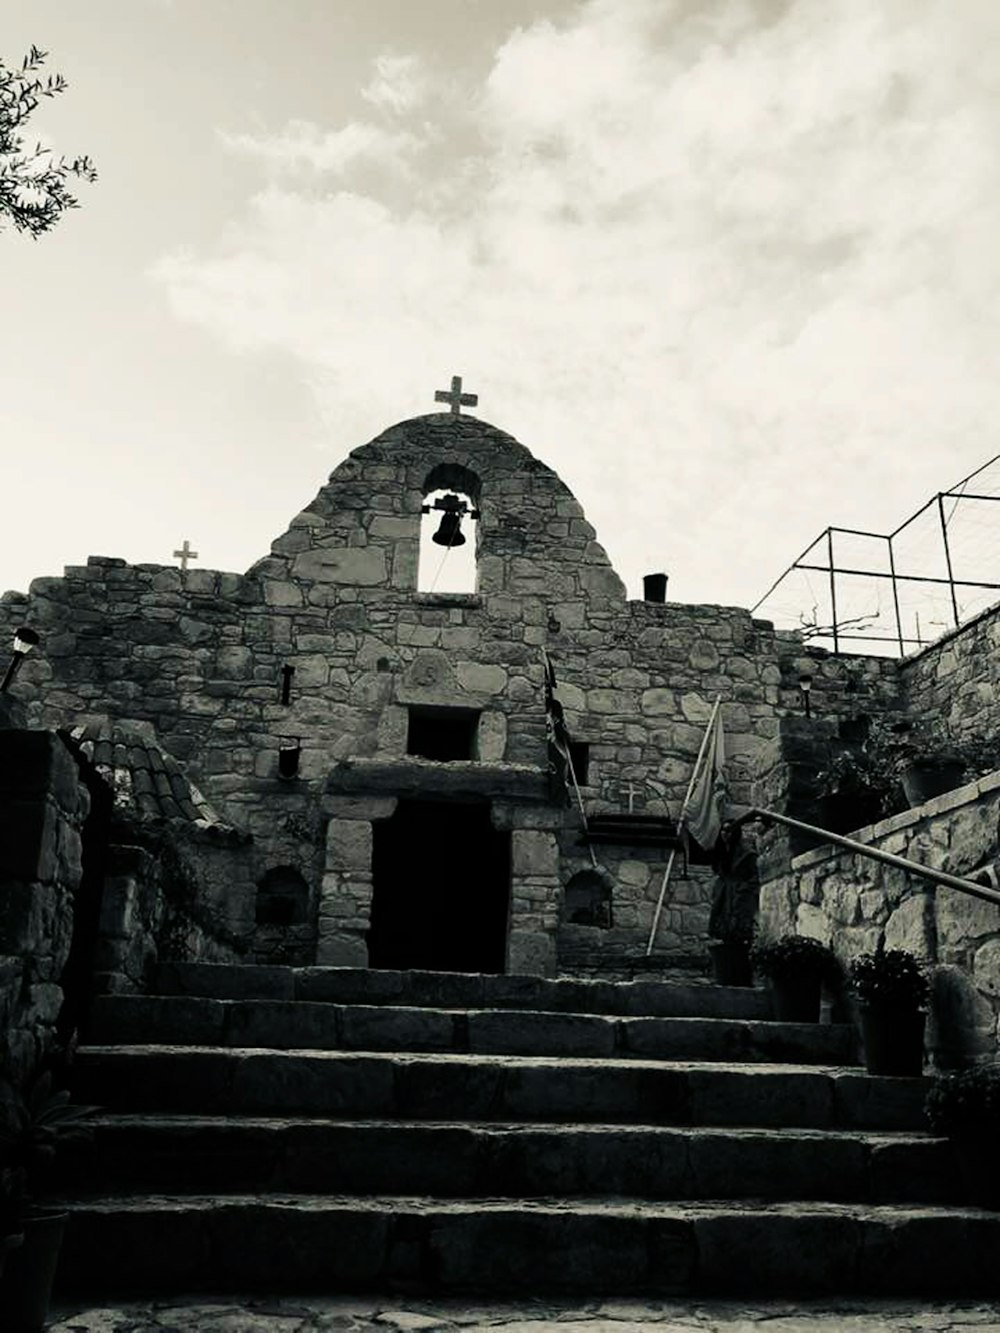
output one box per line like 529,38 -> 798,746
684,707 -> 729,853
542,649 -> 572,803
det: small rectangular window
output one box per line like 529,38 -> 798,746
407,706 -> 480,761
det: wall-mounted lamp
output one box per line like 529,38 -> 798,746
1,627 -> 40,694
798,672 -> 814,719
278,738 -> 301,779
280,664 -> 295,706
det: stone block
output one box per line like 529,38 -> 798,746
796,903 -> 831,945
507,928 -> 556,976
478,710 -> 507,762
973,937 -> 1000,998
315,927 -> 369,967
289,654 -> 330,688
468,1010 -> 615,1058
688,640 -> 720,671
292,547 -> 387,585
260,581 -> 304,607
509,831 -> 556,878
936,886 -> 1000,948
928,964 -> 996,1069
640,688 -> 675,716
884,892 -> 935,958
456,662 -> 507,695
325,819 -> 373,871
695,1210 -> 859,1294
215,646 -> 252,679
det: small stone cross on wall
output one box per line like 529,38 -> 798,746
434,375 -> 478,417
173,539 -> 199,572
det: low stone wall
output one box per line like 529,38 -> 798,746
759,772 -> 1000,1068
0,730 -> 88,1080
96,822 -> 255,992
902,601 -> 1000,749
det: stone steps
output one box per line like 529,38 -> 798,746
55,1194 -> 1000,1297
151,961 -> 774,1019
63,1115 -> 960,1205
72,1047 -> 926,1129
62,964 -> 987,1299
86,993 -> 860,1065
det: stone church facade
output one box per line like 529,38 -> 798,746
0,408 -> 892,978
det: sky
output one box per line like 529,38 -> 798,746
3,0 -> 1000,632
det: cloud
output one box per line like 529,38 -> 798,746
151,1 -> 1000,608
217,119 -> 424,179
361,53 -> 429,115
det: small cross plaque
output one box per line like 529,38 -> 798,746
434,375 -> 478,417
173,539 -> 199,571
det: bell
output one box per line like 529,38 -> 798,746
432,495 -> 466,547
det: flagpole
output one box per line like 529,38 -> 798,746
645,694 -> 723,956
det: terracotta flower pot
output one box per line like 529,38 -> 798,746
952,1137 -> 1000,1210
0,1231 -> 24,1281
858,1003 -> 925,1077
0,1208 -> 67,1333
901,760 -> 966,808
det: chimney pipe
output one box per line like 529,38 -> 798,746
643,572 -> 668,603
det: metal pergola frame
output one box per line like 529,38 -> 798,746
753,456 -> 1000,656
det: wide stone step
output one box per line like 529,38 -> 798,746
64,1116 -> 960,1206
151,962 -> 773,1020
55,1194 -> 1000,1297
86,995 -> 859,1065
72,1048 -> 928,1130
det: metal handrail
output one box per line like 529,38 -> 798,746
748,807 -> 1000,910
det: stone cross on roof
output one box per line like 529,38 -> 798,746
434,375 -> 478,417
173,539 -> 198,571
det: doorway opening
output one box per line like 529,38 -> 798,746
367,799 -> 510,973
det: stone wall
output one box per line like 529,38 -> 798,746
901,602 -> 1000,750
759,772 -> 1000,1067
0,414 -> 914,971
0,730 -> 88,1080
95,822 -> 255,993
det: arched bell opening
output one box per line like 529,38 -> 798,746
418,463 -> 481,594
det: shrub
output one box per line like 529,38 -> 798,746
750,934 -> 838,983
850,947 -> 928,1009
925,1063 -> 1000,1138
0,1070 -> 98,1228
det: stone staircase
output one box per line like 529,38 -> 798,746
58,963 -> 1000,1298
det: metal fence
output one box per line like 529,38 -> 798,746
752,455 -> 1000,657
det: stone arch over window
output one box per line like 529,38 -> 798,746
562,868 -> 614,928
255,865 -> 310,928
418,463 -> 481,593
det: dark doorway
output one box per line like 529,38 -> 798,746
367,800 -> 510,972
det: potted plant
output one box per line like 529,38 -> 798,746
751,935 -> 838,1023
0,1166 -> 25,1281
849,946 -> 928,1076
896,724 -> 967,807
0,1069 -> 98,1332
812,718 -> 911,832
925,1063 -> 1000,1208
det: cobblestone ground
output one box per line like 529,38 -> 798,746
47,1296 -> 1000,1332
